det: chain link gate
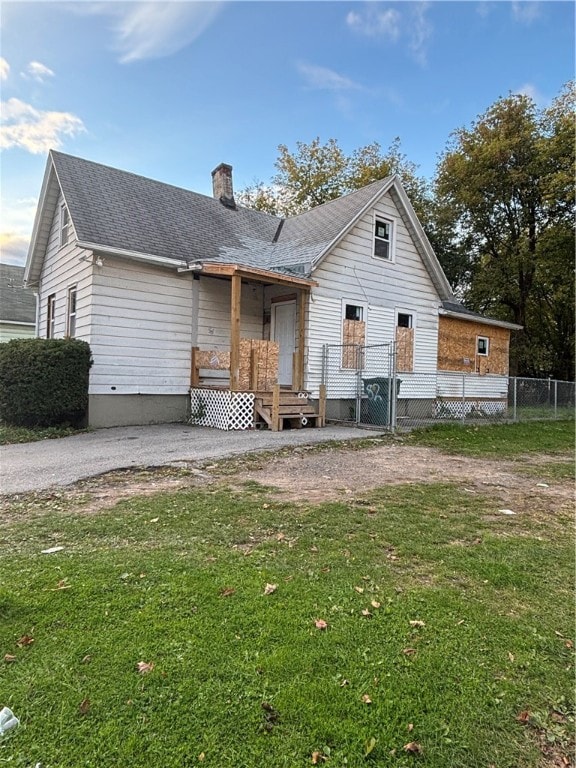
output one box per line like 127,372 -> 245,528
321,342 -> 397,428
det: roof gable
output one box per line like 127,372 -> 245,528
24,151 -> 453,302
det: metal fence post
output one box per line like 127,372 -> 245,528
461,375 -> 466,425
513,377 -> 517,422
554,379 -> 558,420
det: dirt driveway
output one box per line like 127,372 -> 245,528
4,436 -> 571,526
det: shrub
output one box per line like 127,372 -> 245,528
0,338 -> 92,427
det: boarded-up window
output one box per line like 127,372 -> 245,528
395,312 -> 414,372
342,304 -> 365,369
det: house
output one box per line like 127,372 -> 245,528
24,151 -> 520,429
0,264 -> 37,343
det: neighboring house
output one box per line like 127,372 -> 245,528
24,151 -> 520,428
0,264 -> 37,342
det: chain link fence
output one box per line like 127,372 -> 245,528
321,343 -> 574,430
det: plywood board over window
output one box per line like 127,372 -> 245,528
342,318 -> 365,368
395,326 -> 414,372
437,317 -> 510,375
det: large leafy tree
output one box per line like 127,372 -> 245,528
434,83 -> 575,378
237,136 -> 431,221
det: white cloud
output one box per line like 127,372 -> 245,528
514,82 -> 548,106
346,7 -> 401,40
0,98 -> 85,154
512,1 -> 541,24
75,1 -> 224,63
297,62 -> 363,92
409,2 -> 432,67
345,2 -> 432,67
0,58 -> 10,81
22,61 -> 55,83
0,232 -> 30,266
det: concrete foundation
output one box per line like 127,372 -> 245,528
88,394 -> 190,428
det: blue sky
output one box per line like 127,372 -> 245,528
1,1 -> 574,265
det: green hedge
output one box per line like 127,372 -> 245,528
0,338 -> 92,427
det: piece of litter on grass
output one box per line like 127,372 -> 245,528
0,707 -> 20,735
41,546 -> 64,554
149,517 -> 159,523
536,483 -> 549,488
498,509 -> 515,515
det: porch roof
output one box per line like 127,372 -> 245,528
180,261 -> 317,289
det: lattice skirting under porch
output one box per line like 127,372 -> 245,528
190,389 -> 255,430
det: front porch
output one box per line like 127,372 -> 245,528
186,262 -> 325,431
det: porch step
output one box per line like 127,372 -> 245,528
254,390 -> 322,431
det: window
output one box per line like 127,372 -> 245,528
345,304 -> 364,322
374,219 -> 392,260
477,336 -> 489,356
397,312 -> 412,328
67,286 -> 77,337
60,204 -> 72,247
342,301 -> 366,369
46,294 -> 56,338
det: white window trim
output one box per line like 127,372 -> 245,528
372,213 -> 396,263
60,204 -> 72,248
477,335 -> 490,356
46,294 -> 56,339
67,285 -> 77,337
395,308 -> 417,329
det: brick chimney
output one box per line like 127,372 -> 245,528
211,163 -> 235,208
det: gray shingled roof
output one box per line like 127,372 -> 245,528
50,151 -> 391,276
0,264 -> 36,324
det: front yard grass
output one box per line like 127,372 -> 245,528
0,465 -> 573,766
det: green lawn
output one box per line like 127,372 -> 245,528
0,426 -> 574,767
0,423 -> 88,445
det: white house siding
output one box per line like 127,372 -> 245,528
0,323 -> 35,342
89,257 -> 193,395
37,193 -> 93,342
437,372 -> 509,400
306,193 -> 441,398
196,277 -> 263,351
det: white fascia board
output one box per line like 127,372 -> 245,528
24,157 -> 56,285
438,308 -> 523,331
0,321 -> 36,327
75,242 -> 187,269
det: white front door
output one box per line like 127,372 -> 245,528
272,301 -> 296,386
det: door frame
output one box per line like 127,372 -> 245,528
271,299 -> 297,387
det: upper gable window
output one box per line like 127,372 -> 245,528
374,218 -> 393,261
60,204 -> 72,247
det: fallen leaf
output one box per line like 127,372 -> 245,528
311,752 -> 327,764
262,503 -> 270,509
41,546 -> 65,554
361,609 -> 372,617
402,648 -> 417,656
310,546 -> 319,552
371,600 -> 381,609
354,586 -> 364,594
409,620 -> 425,628
498,509 -> 515,515
81,655 -> 92,664
361,694 -> 372,704
314,619 -> 328,630
403,741 -> 423,754
16,634 -> 34,648
508,652 -> 515,662
4,654 -> 16,663
364,737 -> 377,756
263,583 -> 277,595
220,587 -> 236,597
276,532 -> 285,541
516,710 -> 530,723
79,698 -> 91,715
149,517 -> 159,523
339,679 -> 350,687
136,661 -> 154,674
565,640 -> 574,648
198,752 -> 205,761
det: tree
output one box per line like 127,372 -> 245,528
236,136 -> 431,220
434,83 -> 575,378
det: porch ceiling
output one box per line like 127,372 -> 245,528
187,262 -> 317,289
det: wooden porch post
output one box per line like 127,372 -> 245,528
230,273 -> 241,391
295,290 -> 307,391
